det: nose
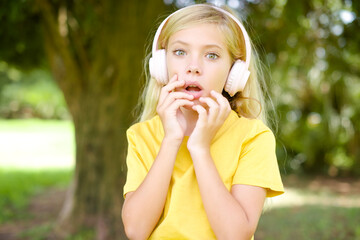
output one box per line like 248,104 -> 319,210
186,57 -> 202,75
187,65 -> 201,75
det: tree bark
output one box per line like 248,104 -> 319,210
36,0 -> 170,238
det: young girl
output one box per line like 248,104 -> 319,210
122,3 -> 284,240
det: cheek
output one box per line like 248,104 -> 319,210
166,57 -> 187,80
166,54 -> 179,77
213,70 -> 230,91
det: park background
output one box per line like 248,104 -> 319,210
0,0 -> 359,239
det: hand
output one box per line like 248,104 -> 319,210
157,75 -> 194,142
187,90 -> 231,154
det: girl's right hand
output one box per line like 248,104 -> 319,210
156,74 -> 194,142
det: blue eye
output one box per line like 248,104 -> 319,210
174,49 -> 186,56
206,53 -> 219,60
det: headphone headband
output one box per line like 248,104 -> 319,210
151,4 -> 251,69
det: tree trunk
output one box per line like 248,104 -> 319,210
36,0 -> 170,238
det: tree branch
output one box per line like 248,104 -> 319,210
35,0 -> 83,96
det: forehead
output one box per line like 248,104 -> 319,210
167,23 -> 227,48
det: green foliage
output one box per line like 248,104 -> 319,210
0,62 -> 70,119
0,169 -> 72,223
0,0 -> 45,69
257,205 -> 360,240
243,0 -> 360,176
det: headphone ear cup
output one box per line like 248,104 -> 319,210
149,49 -> 168,85
225,60 -> 250,97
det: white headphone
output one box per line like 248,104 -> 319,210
149,4 -> 251,97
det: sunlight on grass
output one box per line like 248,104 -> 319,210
259,179 -> 360,240
0,119 -> 75,169
257,205 -> 360,240
268,188 -> 360,208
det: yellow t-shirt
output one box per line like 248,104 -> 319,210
124,111 -> 284,239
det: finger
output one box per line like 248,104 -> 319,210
168,99 -> 194,113
199,97 -> 219,124
168,74 -> 178,83
192,104 -> 207,126
210,90 -> 231,120
160,80 -> 185,99
160,91 -> 194,109
164,75 -> 185,92
157,92 -> 194,115
159,75 -> 185,103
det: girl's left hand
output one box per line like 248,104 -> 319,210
187,90 -> 231,154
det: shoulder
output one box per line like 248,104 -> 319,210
228,111 -> 274,139
126,115 -> 164,140
237,117 -> 276,149
243,118 -> 273,137
214,111 -> 275,148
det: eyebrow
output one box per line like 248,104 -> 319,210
168,40 -> 224,50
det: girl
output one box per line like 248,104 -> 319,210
122,3 -> 284,240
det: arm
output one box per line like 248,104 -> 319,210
188,91 -> 266,240
122,75 -> 193,239
122,137 -> 181,240
191,150 -> 266,240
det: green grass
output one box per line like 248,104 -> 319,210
256,205 -> 360,240
18,223 -> 95,240
0,168 -> 72,223
18,223 -> 54,240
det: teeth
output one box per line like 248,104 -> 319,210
188,85 -> 198,88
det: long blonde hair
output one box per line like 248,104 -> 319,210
137,4 -> 273,127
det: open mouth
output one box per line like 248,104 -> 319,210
183,82 -> 203,99
186,85 -> 202,92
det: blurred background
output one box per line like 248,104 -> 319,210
0,0 -> 359,239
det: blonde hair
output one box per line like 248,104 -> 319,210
137,4 -> 274,127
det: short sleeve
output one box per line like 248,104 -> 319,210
232,123 -> 284,197
123,128 -> 148,198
